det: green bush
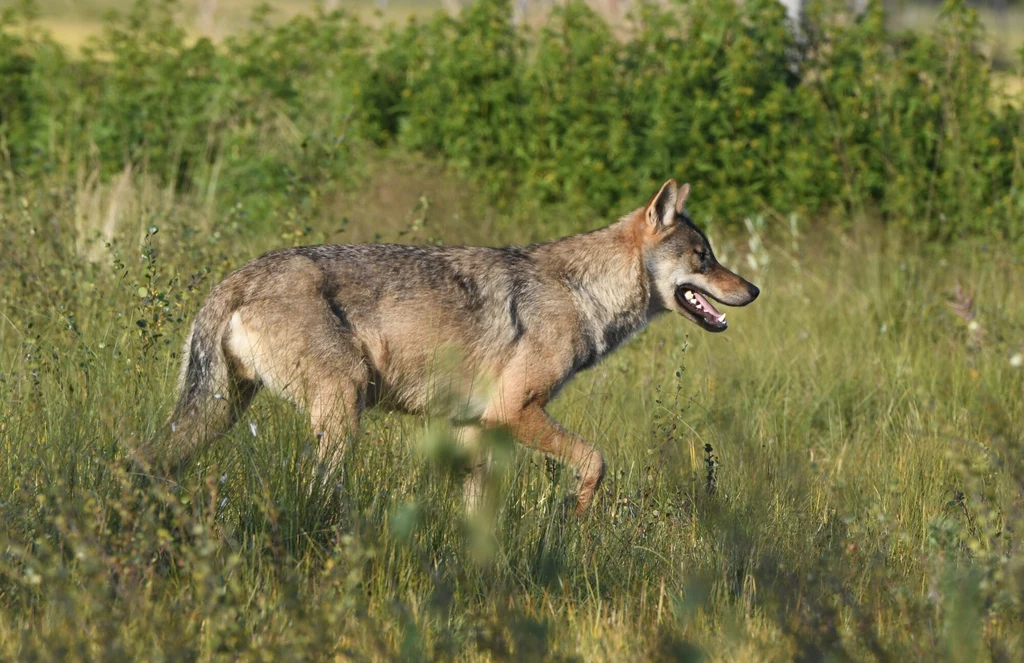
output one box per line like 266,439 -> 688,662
388,0 -> 527,185
1,0 -> 1021,238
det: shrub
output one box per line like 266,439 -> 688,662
1,0 -> 1021,238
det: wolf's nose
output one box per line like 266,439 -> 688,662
747,284 -> 760,302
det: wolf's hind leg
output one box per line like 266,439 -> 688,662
307,375 -> 366,480
227,296 -> 369,483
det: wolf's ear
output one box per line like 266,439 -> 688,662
645,179 -> 678,230
675,183 -> 690,213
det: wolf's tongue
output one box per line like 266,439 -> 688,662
692,291 -> 721,318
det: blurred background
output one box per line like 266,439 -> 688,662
20,0 -> 1024,67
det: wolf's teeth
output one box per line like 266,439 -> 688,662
684,291 -> 695,303
717,313 -> 726,322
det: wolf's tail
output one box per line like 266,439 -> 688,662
171,282 -> 240,426
124,275 -> 248,478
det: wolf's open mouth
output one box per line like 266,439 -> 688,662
675,286 -> 728,332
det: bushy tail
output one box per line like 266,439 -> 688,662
172,284 -> 238,425
140,283 -> 243,474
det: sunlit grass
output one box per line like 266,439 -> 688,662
1,157 -> 1022,659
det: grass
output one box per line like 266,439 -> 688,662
1,150 -> 1023,660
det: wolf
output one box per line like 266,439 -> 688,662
155,179 -> 759,514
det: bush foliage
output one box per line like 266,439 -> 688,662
1,0 -> 1022,239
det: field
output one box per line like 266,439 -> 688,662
2,0 -> 1024,660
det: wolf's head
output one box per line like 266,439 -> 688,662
639,179 -> 759,332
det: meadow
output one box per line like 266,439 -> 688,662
2,0 -> 1024,660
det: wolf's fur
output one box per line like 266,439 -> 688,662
156,180 -> 759,513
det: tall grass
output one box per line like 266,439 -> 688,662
2,0 -> 1023,658
1,162 -> 1022,660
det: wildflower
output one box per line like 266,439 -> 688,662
1010,353 -> 1023,368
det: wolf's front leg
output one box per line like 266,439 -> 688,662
504,403 -> 606,514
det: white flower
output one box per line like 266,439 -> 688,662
967,320 -> 980,333
1010,353 -> 1023,368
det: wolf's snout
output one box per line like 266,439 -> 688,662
728,280 -> 759,306
710,269 -> 759,307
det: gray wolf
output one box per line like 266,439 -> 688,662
155,179 -> 759,514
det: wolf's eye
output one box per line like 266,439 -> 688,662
695,248 -> 707,260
